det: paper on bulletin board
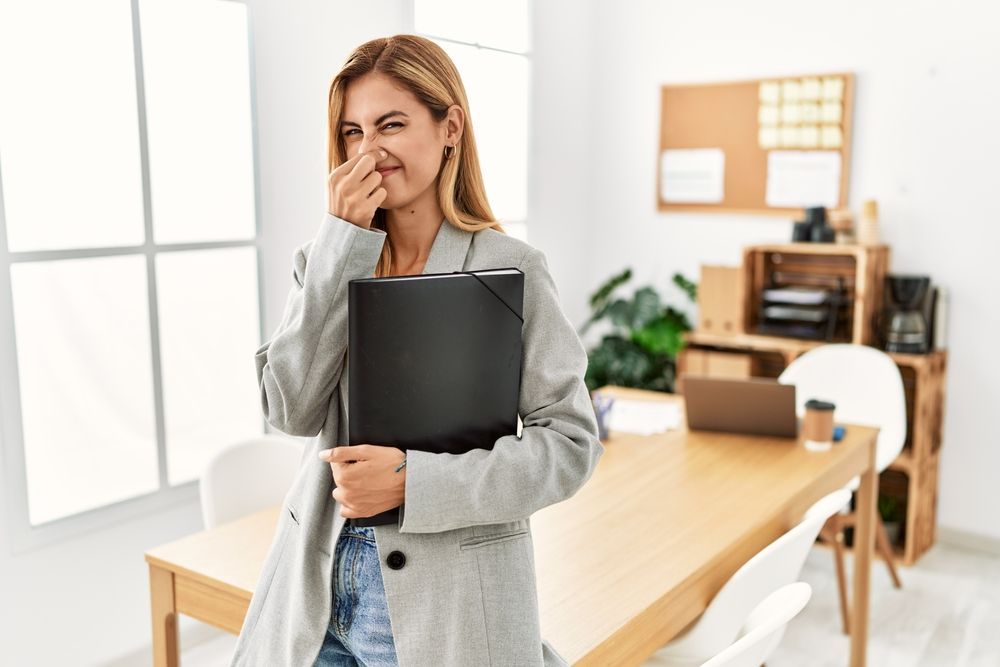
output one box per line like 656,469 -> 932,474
765,151 -> 841,208
659,148 -> 725,204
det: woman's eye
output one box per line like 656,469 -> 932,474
343,123 -> 401,139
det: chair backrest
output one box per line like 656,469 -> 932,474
700,582 -> 812,667
664,489 -> 850,660
778,344 -> 907,473
200,435 -> 303,529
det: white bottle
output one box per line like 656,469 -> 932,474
857,199 -> 880,245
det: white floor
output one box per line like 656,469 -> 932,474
770,542 -> 1000,666
148,542 -> 1000,667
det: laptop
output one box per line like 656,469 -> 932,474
682,375 -> 798,438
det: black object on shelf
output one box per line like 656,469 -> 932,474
756,277 -> 847,341
873,274 -> 936,354
790,206 -> 836,244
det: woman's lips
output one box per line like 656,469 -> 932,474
376,167 -> 400,177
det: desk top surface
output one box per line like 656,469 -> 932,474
145,385 -> 878,665
530,385 -> 877,664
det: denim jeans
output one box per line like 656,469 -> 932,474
313,522 -> 399,666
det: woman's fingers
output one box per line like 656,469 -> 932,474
359,168 -> 383,197
344,149 -> 386,187
327,149 -> 388,226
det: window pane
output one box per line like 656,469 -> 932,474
138,0 -> 256,244
0,1 -> 145,252
436,41 -> 528,223
10,256 -> 158,526
416,0 -> 530,53
156,247 -> 264,486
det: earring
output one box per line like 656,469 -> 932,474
444,144 -> 456,159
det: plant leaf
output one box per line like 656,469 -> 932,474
589,267 -> 632,310
629,286 -> 662,330
672,272 -> 697,302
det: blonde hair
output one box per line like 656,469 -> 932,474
327,34 -> 505,277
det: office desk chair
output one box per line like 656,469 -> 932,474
199,434 -> 302,529
778,343 -> 907,634
701,582 -> 812,667
644,489 -> 849,666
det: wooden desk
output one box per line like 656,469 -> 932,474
145,385 -> 878,667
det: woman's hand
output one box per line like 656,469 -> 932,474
327,149 -> 389,229
319,444 -> 406,519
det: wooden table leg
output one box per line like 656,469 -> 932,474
149,563 -> 179,667
850,439 -> 877,667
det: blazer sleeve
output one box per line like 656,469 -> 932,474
255,213 -> 386,437
397,247 -> 605,533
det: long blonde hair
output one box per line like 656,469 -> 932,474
327,34 -> 505,277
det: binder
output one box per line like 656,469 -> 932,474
346,267 -> 525,527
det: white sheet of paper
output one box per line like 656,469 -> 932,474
765,150 -> 842,208
822,76 -> 845,101
660,148 -> 725,204
759,127 -> 779,149
799,125 -> 820,148
801,77 -> 822,101
758,105 -> 779,125
820,125 -> 843,148
759,82 -> 781,105
606,399 -> 682,435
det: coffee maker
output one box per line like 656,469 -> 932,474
877,275 -> 937,354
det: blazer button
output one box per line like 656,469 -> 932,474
386,550 -> 406,570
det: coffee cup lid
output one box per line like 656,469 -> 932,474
805,399 -> 836,411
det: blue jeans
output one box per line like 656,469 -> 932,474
313,523 -> 399,666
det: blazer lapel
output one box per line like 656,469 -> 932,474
421,217 -> 474,275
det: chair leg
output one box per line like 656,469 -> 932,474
831,533 -> 851,636
876,516 -> 903,589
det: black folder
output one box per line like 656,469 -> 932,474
346,267 -> 525,527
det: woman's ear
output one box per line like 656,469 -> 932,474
444,104 -> 465,146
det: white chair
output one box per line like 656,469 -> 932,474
200,435 -> 303,529
700,582 -> 812,667
643,489 -> 850,667
778,343 -> 906,633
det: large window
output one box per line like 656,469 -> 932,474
0,0 -> 264,546
413,0 -> 531,241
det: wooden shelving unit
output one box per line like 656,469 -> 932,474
680,242 -> 947,567
743,243 -> 891,345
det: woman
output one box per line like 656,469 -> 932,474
230,34 -> 604,667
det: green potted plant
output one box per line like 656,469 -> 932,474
878,494 -> 905,547
579,268 -> 697,394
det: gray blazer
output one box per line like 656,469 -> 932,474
230,213 -> 605,666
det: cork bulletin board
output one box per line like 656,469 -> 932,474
656,72 -> 854,216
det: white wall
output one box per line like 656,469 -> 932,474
0,3 -> 410,665
526,0 -> 598,323
537,0 -> 999,540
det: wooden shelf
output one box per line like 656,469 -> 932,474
686,330 -> 822,364
887,450 -> 913,474
684,329 -> 946,373
743,243 -> 891,345
744,242 -> 890,257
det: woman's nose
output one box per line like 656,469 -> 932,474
357,131 -> 381,156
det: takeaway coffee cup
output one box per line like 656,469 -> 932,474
803,399 -> 836,451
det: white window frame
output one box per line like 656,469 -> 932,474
0,0 -> 266,554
